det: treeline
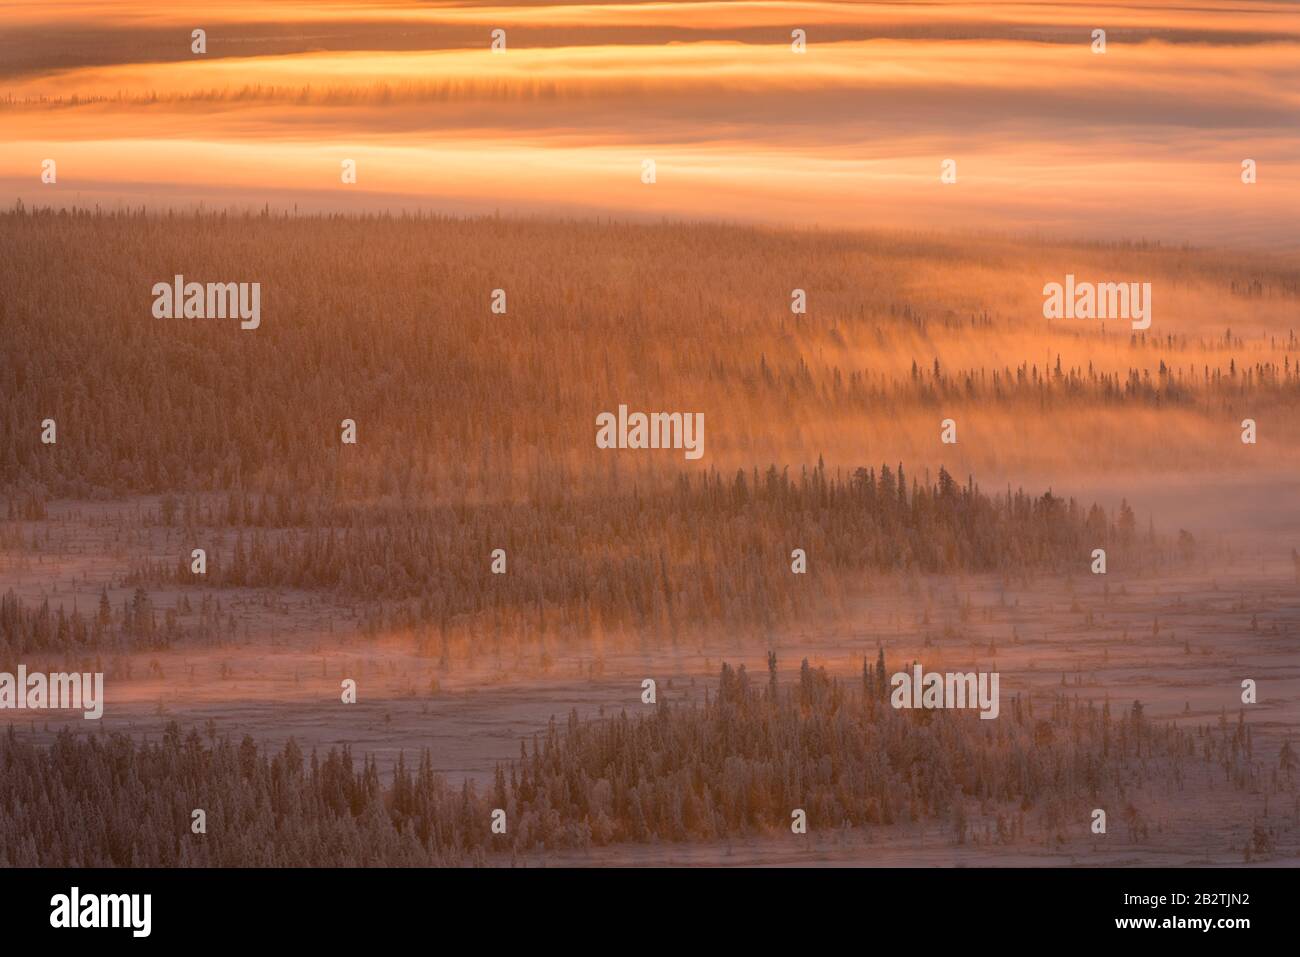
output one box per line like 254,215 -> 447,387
0,587 -> 225,661
890,354 -> 1300,407
2,206 -> 1296,500
0,656 -> 1285,866
126,463 -> 1152,641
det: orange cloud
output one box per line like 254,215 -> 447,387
3,3 -> 1297,245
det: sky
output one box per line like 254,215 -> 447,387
2,0 -> 1298,246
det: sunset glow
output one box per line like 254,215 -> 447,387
3,1 -> 1297,243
